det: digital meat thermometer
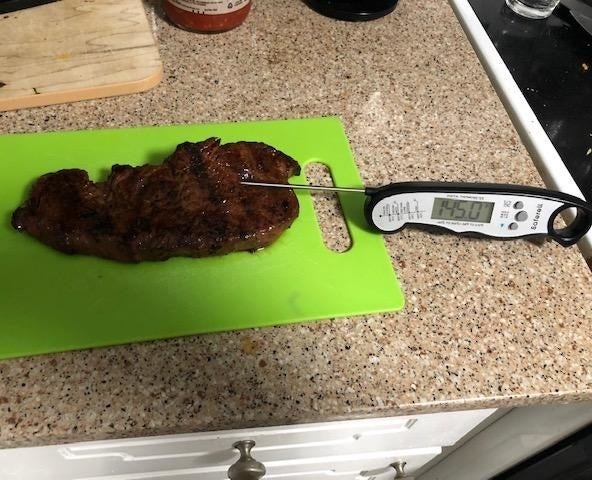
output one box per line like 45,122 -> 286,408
241,181 -> 592,247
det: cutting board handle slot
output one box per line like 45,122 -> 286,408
304,162 -> 352,253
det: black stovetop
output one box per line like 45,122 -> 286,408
468,0 -> 592,200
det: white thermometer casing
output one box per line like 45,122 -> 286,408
364,182 -> 592,247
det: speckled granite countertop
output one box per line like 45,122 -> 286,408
1,0 -> 591,449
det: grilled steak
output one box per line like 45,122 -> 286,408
12,138 -> 301,262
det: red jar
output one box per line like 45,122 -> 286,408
163,0 -> 251,33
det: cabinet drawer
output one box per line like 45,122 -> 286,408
19,447 -> 439,480
0,409 -> 495,479
58,409 -> 494,463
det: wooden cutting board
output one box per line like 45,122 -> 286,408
0,0 -> 163,111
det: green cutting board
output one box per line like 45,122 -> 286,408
0,117 -> 404,360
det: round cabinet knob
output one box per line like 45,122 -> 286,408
227,440 -> 266,480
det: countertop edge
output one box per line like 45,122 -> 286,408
2,391 -> 590,450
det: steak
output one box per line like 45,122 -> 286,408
12,138 -> 301,262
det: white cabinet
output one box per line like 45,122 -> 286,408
0,409 -> 495,480
418,402 -> 592,480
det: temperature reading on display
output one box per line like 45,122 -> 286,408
431,198 -> 494,223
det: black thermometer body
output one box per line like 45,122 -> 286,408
364,182 -> 592,247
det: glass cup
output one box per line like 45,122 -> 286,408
505,0 -> 561,19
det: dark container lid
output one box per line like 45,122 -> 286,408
303,0 -> 399,21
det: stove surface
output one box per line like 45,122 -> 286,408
468,0 -> 592,200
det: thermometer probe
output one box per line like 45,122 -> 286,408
241,181 -> 592,247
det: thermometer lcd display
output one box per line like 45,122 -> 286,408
431,198 -> 495,223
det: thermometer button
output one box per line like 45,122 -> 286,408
515,211 -> 528,222
509,222 -> 519,231
514,201 -> 524,209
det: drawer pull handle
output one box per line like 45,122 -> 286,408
360,460 -> 414,479
227,440 -> 266,480
392,460 -> 412,479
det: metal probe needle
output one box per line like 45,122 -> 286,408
241,181 -> 366,194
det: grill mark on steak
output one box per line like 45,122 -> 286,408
12,138 -> 301,262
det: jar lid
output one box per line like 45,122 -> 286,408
304,0 -> 399,21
